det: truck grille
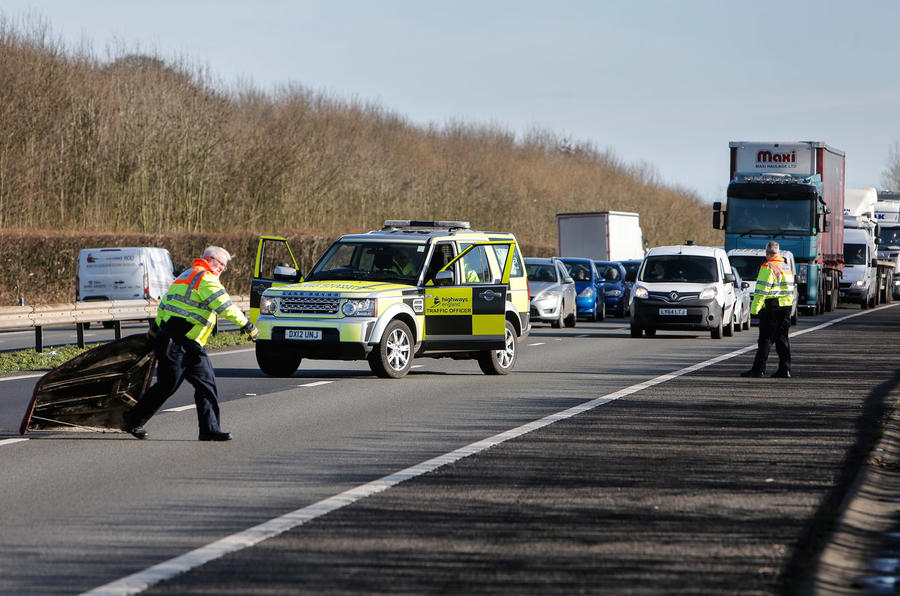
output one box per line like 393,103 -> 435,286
279,292 -> 340,314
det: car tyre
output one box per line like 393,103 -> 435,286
723,312 -> 734,337
644,328 -> 656,337
564,310 -> 577,327
368,319 -> 413,378
256,340 -> 302,377
630,324 -> 642,338
597,298 -> 606,321
710,317 -> 723,339
478,320 -> 517,375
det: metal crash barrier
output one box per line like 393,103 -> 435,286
0,296 -> 250,352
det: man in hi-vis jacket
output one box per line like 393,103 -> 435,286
741,241 -> 795,378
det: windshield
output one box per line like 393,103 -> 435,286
726,197 -> 813,235
879,226 -> 900,248
526,263 -> 558,283
306,241 -> 425,283
595,264 -> 620,281
640,255 -> 718,283
728,255 -> 764,281
844,243 -> 867,265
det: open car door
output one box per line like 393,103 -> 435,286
20,334 -> 156,434
250,236 -> 302,324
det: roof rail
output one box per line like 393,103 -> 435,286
382,219 -> 471,232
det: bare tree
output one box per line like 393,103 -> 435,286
882,141 -> 900,190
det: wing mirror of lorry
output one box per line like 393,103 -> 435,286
712,201 -> 726,230
273,265 -> 301,282
434,270 -> 454,286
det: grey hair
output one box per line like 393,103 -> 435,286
202,246 -> 232,264
765,241 -> 780,255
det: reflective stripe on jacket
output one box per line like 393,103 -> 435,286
750,255 -> 795,315
156,258 -> 249,346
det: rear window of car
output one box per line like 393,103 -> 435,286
640,255 -> 718,283
526,263 -> 557,283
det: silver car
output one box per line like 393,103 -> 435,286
525,257 -> 577,328
731,266 -> 752,331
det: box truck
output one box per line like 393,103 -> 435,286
876,190 -> 900,299
713,141 -> 845,314
556,211 -> 645,261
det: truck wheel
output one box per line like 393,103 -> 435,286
256,341 -> 302,377
368,319 -> 413,378
478,320 -> 517,375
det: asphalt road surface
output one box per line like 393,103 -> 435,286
1,304 -> 898,595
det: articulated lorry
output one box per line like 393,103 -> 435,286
842,187 -> 893,307
556,211 -> 645,261
713,141 -> 845,314
875,190 -> 900,299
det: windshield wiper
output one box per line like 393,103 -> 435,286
739,229 -> 772,237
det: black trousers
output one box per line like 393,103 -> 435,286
127,327 -> 222,434
751,305 -> 791,374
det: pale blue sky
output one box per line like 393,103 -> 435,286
4,1 -> 900,203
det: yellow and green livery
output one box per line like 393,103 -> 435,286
250,221 -> 530,378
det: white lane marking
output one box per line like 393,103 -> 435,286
298,381 -> 333,388
162,405 -> 196,413
0,438 -> 28,448
0,373 -> 44,382
411,365 -> 424,369
576,334 -> 590,338
528,342 -> 545,346
76,303 -> 900,596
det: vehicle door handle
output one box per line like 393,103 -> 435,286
479,289 -> 503,301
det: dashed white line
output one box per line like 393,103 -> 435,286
528,342 -> 545,346
0,438 -> 28,448
162,405 -> 196,413
298,381 -> 333,387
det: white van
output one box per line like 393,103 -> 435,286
629,244 -> 737,339
727,248 -> 799,325
76,247 -> 176,302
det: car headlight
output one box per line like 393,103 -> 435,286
578,287 -> 595,298
341,298 -> 377,317
699,286 -> 717,300
260,296 -> 278,315
633,286 -> 648,299
854,279 -> 867,287
797,264 -> 808,284
606,289 -> 622,297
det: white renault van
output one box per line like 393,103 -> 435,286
76,247 -> 176,302
629,244 -> 737,339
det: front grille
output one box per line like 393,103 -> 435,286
647,291 -> 700,302
279,292 -> 340,314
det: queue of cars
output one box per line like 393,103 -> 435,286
250,221 -> 792,380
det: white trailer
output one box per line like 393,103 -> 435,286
876,191 -> 900,299
556,211 -> 645,261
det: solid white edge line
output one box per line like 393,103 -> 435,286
81,304 -> 897,596
0,438 -> 28,448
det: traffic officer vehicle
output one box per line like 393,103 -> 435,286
630,244 -> 737,339
249,221 -> 531,378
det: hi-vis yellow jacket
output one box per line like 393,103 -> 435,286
156,258 -> 249,346
750,254 -> 795,315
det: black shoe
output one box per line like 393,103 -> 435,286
740,369 -> 764,378
126,426 -> 148,439
199,431 -> 232,441
771,370 -> 791,378
122,412 -> 148,439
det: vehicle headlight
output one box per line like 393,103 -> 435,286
854,279 -> 867,287
260,296 -> 278,315
341,298 -> 376,317
578,286 -> 595,298
606,289 -> 622,297
699,286 -> 717,300
633,286 -> 648,299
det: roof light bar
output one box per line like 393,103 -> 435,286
383,220 -> 471,230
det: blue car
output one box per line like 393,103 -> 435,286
593,261 -> 631,317
559,257 -> 606,321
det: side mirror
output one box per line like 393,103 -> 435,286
724,273 -> 735,284
563,276 -> 574,284
741,281 -> 750,289
434,270 -> 454,286
274,265 -> 300,282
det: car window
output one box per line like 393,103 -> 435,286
459,244 -> 491,284
563,262 -> 591,282
425,242 -> 456,283
491,244 -> 524,279
526,263 -> 557,283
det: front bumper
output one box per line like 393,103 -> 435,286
575,295 -> 598,316
529,297 -> 563,323
631,299 -> 721,331
256,315 -> 376,360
